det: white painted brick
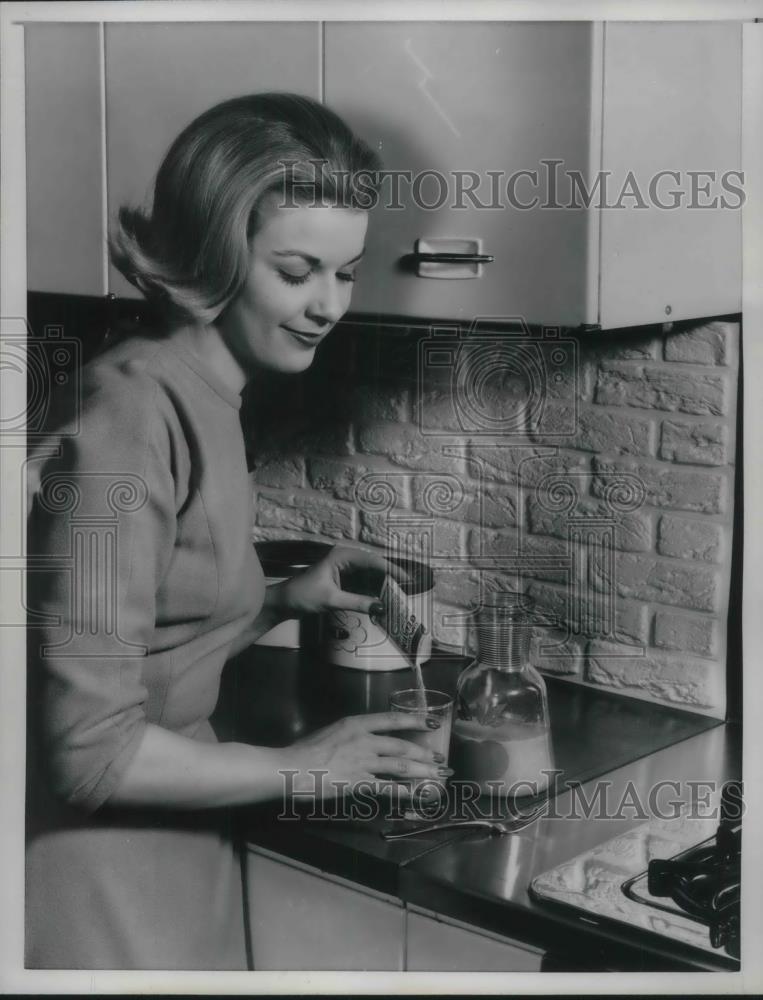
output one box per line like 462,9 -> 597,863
431,601 -> 470,654
585,640 -> 723,712
467,445 -> 589,489
466,526 -> 521,559
253,456 -> 305,489
530,632 -> 585,675
412,386 -> 465,435
256,490 -> 356,540
468,569 -> 524,600
434,567 -> 483,609
592,456 -> 727,515
660,420 -> 728,466
610,553 -> 720,613
251,525 -> 308,544
409,472 -> 478,521
527,403 -> 579,445
307,457 -> 413,509
357,421 -> 467,475
526,495 -> 652,553
595,363 -> 728,416
307,457 -> 367,501
525,580 -> 649,645
653,611 -> 718,658
351,383 -> 409,423
409,474 -> 520,530
359,512 -> 463,559
663,320 -> 738,367
415,341 -> 579,436
657,515 -> 724,563
574,408 -> 656,457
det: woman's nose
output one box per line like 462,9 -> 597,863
305,275 -> 346,327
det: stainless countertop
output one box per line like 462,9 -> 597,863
215,645 -> 738,970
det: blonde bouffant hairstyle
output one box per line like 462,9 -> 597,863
109,93 -> 382,326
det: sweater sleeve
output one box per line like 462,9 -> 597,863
27,361 -> 179,813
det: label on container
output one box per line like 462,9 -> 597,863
377,574 -> 428,667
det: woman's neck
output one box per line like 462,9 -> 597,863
169,323 -> 248,397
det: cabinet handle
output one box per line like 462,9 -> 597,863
407,252 -> 494,264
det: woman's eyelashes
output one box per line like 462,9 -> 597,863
277,268 -> 357,287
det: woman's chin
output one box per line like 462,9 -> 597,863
263,346 -> 318,375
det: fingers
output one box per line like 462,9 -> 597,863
371,755 -> 447,780
333,591 -> 382,616
330,546 -> 413,588
370,735 -> 443,763
359,711 -> 442,733
330,545 -> 388,573
364,780 -> 415,801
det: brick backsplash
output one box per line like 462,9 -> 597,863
246,318 -> 740,718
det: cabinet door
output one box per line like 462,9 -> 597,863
325,22 -> 596,327
406,907 -> 544,971
598,22 -> 743,328
105,22 -> 321,297
25,24 -> 104,295
245,847 -> 405,970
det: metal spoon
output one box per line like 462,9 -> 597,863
381,801 -> 549,840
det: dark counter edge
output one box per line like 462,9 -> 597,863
399,858 -> 740,973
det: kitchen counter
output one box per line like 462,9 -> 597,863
213,645 -> 740,972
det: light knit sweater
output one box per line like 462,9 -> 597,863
25,330 -> 264,969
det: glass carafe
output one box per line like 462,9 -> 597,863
451,592 -> 554,797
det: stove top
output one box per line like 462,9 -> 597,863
530,797 -> 742,968
622,812 -> 740,958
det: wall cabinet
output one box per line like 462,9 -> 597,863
25,24 -> 104,295
598,22 -> 742,328
326,21 -> 742,329
24,21 -> 321,299
324,21 -> 595,328
25,21 -> 743,328
103,22 -> 322,297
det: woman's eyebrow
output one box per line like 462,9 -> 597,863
273,248 -> 366,267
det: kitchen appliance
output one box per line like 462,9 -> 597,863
254,540 -> 333,648
529,785 -> 742,967
621,785 -> 741,959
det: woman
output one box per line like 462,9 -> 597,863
25,93 -> 442,971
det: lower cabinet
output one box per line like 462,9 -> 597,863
405,906 -> 544,972
244,846 -> 405,970
244,846 -> 545,972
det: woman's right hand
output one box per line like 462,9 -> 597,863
281,712 -> 448,800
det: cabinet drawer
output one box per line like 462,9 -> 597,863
245,847 -> 404,971
406,906 -> 544,972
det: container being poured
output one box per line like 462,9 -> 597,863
451,592 -> 555,798
376,573 -> 428,709
322,558 -> 433,673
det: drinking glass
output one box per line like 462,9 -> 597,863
389,688 -> 454,798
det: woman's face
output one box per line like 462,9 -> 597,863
217,192 -> 368,375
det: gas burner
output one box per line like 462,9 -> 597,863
622,785 -> 742,958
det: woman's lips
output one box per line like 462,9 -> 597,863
281,325 -> 324,347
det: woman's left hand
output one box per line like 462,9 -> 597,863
266,545 -> 402,619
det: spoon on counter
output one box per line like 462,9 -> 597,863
380,798 -> 549,840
